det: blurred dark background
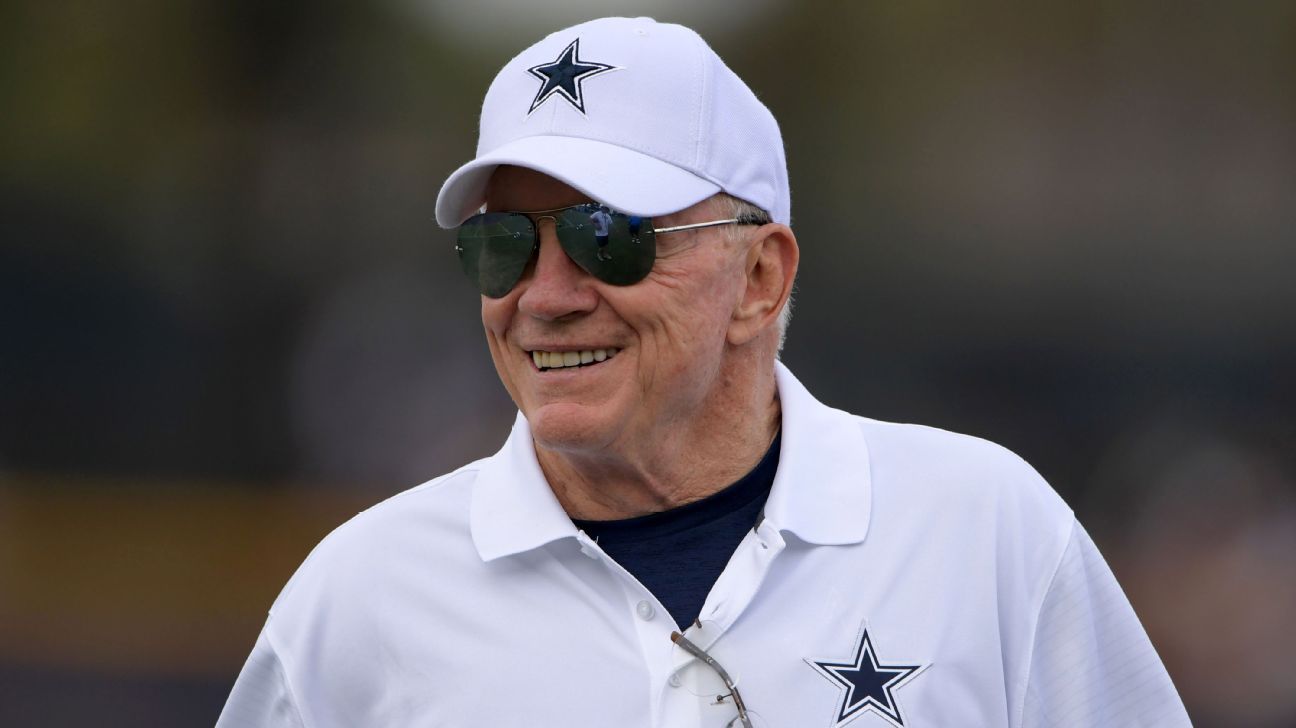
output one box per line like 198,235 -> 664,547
2,1 -> 1293,726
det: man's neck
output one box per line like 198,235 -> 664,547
535,367 -> 781,521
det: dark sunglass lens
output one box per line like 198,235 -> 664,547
555,205 -> 655,286
456,213 -> 535,297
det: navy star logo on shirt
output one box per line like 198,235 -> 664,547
806,624 -> 927,727
526,38 -> 619,116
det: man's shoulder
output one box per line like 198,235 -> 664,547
777,365 -> 1072,532
855,415 -> 1044,477
848,413 -> 1073,527
834,414 -> 1077,600
268,460 -> 489,614
330,460 -> 485,545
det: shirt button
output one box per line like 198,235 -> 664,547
635,600 -> 655,621
668,673 -> 682,688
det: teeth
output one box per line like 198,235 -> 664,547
532,348 -> 619,370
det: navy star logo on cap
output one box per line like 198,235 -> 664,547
526,38 -> 619,116
807,624 -> 927,727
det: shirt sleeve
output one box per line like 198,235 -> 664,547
1021,521 -> 1192,727
216,626 -> 308,728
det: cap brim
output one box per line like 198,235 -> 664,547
434,136 -> 722,228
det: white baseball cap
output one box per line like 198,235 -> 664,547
435,16 -> 790,228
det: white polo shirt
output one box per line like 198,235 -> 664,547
218,363 -> 1189,727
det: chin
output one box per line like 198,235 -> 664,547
525,402 -> 621,454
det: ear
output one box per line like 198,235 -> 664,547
728,223 -> 799,347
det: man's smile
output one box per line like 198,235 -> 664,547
529,347 -> 621,371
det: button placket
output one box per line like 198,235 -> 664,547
580,533 -> 685,723
690,526 -> 787,642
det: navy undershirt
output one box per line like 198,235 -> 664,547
572,432 -> 780,629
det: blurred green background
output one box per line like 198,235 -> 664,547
2,1 -> 1294,725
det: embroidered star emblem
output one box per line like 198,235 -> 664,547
526,38 -> 619,116
807,624 -> 926,727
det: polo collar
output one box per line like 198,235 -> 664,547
470,412 -> 578,562
470,362 -> 872,561
763,361 -> 872,546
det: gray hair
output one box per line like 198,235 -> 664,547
715,194 -> 793,354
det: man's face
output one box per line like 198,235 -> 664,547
481,166 -> 750,456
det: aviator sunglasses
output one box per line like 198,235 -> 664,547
455,203 -> 768,298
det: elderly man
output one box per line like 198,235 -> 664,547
219,17 -> 1189,728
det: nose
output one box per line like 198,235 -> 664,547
515,217 -> 599,321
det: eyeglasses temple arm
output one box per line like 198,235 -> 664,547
654,217 -> 765,235
670,631 -> 753,727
